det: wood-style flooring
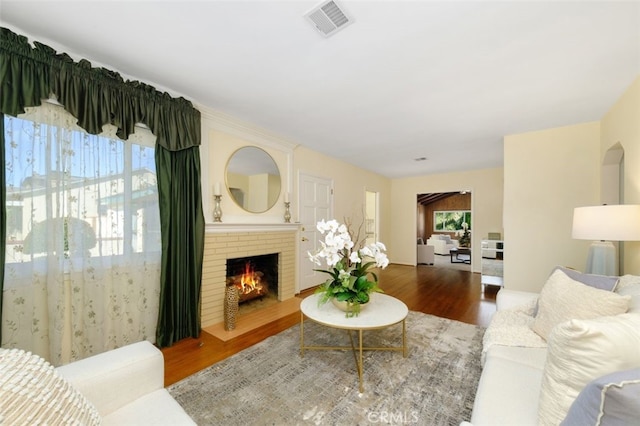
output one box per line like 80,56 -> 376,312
161,263 -> 498,386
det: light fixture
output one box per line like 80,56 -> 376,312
572,204 -> 640,275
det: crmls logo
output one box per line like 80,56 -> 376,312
366,410 -> 420,424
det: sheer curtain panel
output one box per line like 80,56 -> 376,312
3,103 -> 161,365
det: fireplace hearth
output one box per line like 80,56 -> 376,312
226,253 -> 279,304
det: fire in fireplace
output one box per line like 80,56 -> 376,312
226,253 -> 278,303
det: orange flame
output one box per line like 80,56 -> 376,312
237,262 -> 263,295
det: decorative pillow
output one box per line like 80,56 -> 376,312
538,313 -> 640,426
0,348 -> 102,425
616,275 -> 640,314
616,274 -> 640,291
552,266 -> 619,291
532,269 -> 630,340
561,368 -> 640,426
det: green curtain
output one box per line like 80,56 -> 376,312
155,145 -> 205,347
0,114 -> 5,343
0,27 -> 205,347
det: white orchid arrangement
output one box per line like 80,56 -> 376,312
308,219 -> 389,316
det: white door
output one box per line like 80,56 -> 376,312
298,173 -> 333,291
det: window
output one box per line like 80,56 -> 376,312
4,105 -> 159,264
434,210 -> 471,231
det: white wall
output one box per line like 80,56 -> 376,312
503,122 -> 601,292
389,168 -> 503,272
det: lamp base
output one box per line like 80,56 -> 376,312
585,241 -> 616,276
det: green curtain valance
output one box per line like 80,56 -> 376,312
0,27 -> 200,151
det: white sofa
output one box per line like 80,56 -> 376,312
0,340 -> 195,425
426,234 -> 459,255
467,269 -> 640,426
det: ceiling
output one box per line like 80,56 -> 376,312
1,1 -> 639,178
417,192 -> 463,206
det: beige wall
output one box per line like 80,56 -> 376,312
389,168 -> 503,272
503,122 -> 601,292
601,75 -> 640,275
503,75 -> 640,292
292,145 -> 392,246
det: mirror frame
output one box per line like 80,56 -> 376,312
225,146 -> 281,213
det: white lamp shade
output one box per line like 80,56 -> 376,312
572,205 -> 640,241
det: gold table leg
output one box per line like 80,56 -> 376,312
300,319 -> 407,394
300,312 -> 304,357
358,329 -> 364,393
402,319 -> 407,357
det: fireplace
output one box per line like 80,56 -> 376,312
200,226 -> 297,328
226,253 -> 279,303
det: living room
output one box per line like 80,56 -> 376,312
1,1 -> 640,424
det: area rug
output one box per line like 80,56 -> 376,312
168,311 -> 485,426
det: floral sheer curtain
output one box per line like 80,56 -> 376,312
2,102 -> 161,365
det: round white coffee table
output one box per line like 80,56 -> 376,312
300,292 -> 408,392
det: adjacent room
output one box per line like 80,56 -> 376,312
1,1 -> 640,425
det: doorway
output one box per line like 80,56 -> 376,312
365,190 -> 379,245
416,191 -> 472,271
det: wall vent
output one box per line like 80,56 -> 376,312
304,0 -> 352,38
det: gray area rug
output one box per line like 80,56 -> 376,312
168,311 -> 484,426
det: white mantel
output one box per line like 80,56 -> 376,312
205,222 -> 300,233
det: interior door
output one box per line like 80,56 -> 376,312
298,173 -> 333,291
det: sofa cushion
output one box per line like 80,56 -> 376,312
532,269 -> 630,340
102,389 -> 196,425
538,313 -> 640,426
0,348 -> 102,425
616,274 -> 640,314
471,346 -> 547,426
561,368 -> 640,426
552,266 -> 619,291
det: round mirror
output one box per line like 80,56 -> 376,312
225,146 -> 281,213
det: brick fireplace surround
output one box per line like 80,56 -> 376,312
201,224 -> 298,328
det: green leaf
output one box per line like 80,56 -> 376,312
335,292 -> 351,302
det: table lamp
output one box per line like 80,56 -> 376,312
572,204 -> 640,275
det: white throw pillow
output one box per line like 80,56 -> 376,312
532,269 -> 630,340
538,313 -> 640,426
0,348 -> 102,425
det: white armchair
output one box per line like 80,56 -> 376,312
426,234 -> 459,255
417,239 -> 434,265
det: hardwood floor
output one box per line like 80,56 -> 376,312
161,263 -> 498,386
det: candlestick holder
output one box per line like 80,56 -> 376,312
213,195 -> 223,222
284,201 -> 291,223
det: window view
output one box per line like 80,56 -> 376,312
4,111 -> 160,264
434,210 -> 471,231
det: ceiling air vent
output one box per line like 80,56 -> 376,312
304,0 -> 352,38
